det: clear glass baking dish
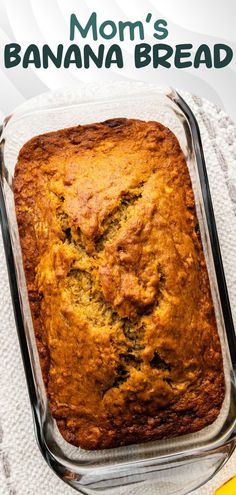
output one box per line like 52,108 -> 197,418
0,85 -> 236,495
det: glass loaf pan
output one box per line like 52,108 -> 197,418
0,85 -> 236,495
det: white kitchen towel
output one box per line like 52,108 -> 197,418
0,83 -> 236,495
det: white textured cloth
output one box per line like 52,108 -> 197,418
1,84 -> 236,495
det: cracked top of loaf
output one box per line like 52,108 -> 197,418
13,118 -> 224,450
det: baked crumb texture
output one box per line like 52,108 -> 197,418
13,118 -> 224,450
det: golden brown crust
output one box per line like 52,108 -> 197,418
13,118 -> 224,450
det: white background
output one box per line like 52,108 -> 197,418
0,0 -> 235,122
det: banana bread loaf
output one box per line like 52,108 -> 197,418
13,118 -> 224,450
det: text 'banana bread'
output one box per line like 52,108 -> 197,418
13,118 -> 224,449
